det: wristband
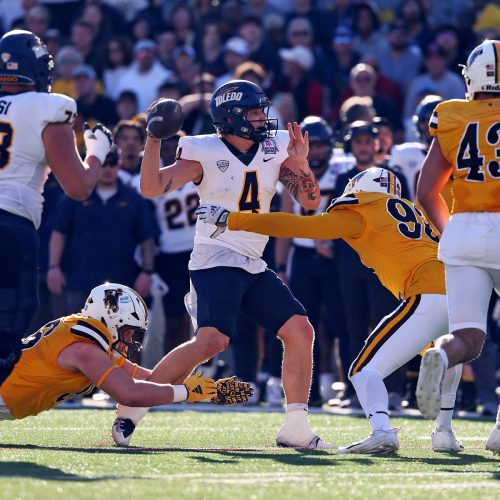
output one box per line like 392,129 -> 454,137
172,384 -> 188,402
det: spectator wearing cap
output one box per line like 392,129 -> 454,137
44,29 -> 62,59
74,65 -> 119,129
215,37 -> 250,87
102,36 -> 134,101
24,5 -> 50,39
285,17 -> 330,85
239,15 -> 280,76
352,2 -> 388,59
375,19 -> 423,93
48,147 -> 157,312
277,45 -> 324,121
403,42 -> 464,125
115,39 -> 172,113
327,26 -> 361,113
171,45 -> 200,93
51,45 -> 84,99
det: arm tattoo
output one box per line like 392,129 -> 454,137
163,177 -> 173,194
279,166 -> 299,199
299,171 -> 319,201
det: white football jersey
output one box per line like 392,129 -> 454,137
178,132 -> 289,259
292,157 -> 351,248
389,142 -> 426,201
153,182 -> 199,253
0,91 -> 76,228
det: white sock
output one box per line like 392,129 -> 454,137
437,348 -> 449,371
496,404 -> 500,428
435,364 -> 462,431
319,373 -> 333,400
351,369 -> 391,432
279,404 -> 312,437
116,405 -> 150,424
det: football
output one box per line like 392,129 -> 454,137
146,98 -> 184,140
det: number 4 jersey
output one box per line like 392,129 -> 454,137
228,192 -> 446,300
177,132 -> 289,260
0,91 -> 76,228
429,98 -> 500,213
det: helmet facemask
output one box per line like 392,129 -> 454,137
112,325 -> 144,360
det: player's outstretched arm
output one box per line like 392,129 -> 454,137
60,343 -> 216,406
417,139 -> 453,233
196,204 -> 364,240
43,122 -> 112,200
279,122 -> 320,211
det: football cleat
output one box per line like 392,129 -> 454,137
112,417 -> 136,447
431,427 -> 464,452
416,349 -> 446,419
276,434 -> 336,450
485,426 -> 500,454
337,428 -> 399,455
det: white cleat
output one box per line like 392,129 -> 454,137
337,429 -> 399,455
112,417 -> 136,446
431,427 -> 464,452
276,429 -> 336,449
485,426 -> 500,454
416,349 -> 446,419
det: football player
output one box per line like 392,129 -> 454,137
417,39 -> 500,454
196,166 -> 464,454
0,283 -> 217,422
132,79 -> 334,450
0,30 -> 113,387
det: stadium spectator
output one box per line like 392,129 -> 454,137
171,45 -> 201,93
398,0 -> 432,50
156,30 -> 178,71
403,43 -> 465,124
375,19 -> 423,93
102,36 -> 134,101
24,5 -> 50,39
277,45 -> 323,121
114,120 -> 146,186
372,116 -> 395,165
215,37 -> 250,87
432,24 -> 465,76
51,45 -> 84,99
168,3 -> 196,47
285,0 -> 330,47
196,21 -> 225,77
115,39 -> 172,113
70,20 -> 101,75
47,147 -> 157,312
352,1 -> 388,59
115,91 -> 139,121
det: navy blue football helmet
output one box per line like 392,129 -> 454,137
0,30 -> 53,92
412,95 -> 443,145
209,80 -> 277,143
300,116 -> 334,169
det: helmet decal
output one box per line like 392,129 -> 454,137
104,288 -> 123,314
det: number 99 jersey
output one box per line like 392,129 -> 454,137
429,98 -> 500,213
0,91 -> 76,228
178,131 -> 289,258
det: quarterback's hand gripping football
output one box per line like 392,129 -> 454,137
211,376 -> 254,405
183,372 -> 217,402
195,204 -> 230,238
83,122 -> 113,164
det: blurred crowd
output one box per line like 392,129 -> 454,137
6,0 -> 499,413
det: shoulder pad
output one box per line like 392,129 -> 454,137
69,315 -> 112,352
326,194 -> 359,212
45,93 -> 77,125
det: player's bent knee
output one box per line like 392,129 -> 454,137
195,327 -> 230,358
455,328 -> 486,360
278,315 -> 314,346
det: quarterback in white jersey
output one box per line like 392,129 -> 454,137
113,80 -> 335,450
0,30 -> 112,387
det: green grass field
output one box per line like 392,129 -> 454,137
1,409 -> 499,499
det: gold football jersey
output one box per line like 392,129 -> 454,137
229,192 -> 445,299
429,98 -> 500,213
0,314 -> 115,419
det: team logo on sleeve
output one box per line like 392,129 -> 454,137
261,138 -> 278,155
216,160 -> 229,172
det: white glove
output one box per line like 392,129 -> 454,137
83,122 -> 113,164
150,272 -> 169,298
195,204 -> 230,238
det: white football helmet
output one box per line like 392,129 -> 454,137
343,167 -> 401,197
82,283 -> 148,358
462,39 -> 500,100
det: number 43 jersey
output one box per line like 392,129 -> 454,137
178,132 -> 289,259
0,91 -> 76,228
429,98 -> 500,213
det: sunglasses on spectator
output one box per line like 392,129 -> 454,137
102,161 -> 119,168
355,75 -> 373,83
291,30 -> 311,37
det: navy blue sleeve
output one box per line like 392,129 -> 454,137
51,196 -> 76,235
134,195 -> 159,244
